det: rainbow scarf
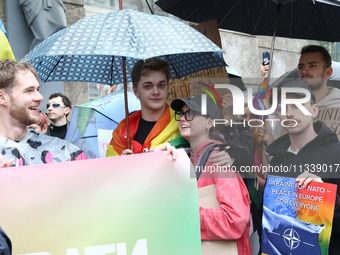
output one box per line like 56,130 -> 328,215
106,105 -> 179,156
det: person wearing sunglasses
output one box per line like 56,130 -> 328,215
171,95 -> 252,255
46,93 -> 72,139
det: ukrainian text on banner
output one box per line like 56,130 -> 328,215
262,175 -> 337,255
0,149 -> 201,255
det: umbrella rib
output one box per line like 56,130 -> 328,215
252,0 -> 269,35
218,0 -> 241,28
165,55 -> 181,79
44,55 -> 64,82
315,1 -> 332,41
145,0 -> 154,14
290,1 -> 293,38
185,0 -> 210,20
91,108 -> 119,124
110,56 -> 115,86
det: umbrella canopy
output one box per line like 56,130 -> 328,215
65,88 -> 141,159
156,0 -> 340,83
21,9 -> 227,85
156,0 -> 340,42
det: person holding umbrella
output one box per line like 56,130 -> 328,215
106,57 -> 180,156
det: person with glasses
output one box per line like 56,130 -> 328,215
46,92 -> 72,139
0,59 -> 87,167
171,95 -> 252,255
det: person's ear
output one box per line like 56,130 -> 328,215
207,117 -> 214,130
324,66 -> 333,78
311,103 -> 319,118
42,124 -> 48,134
132,86 -> 139,99
64,107 -> 70,116
0,90 -> 8,105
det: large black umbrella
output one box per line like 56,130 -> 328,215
156,0 -> 340,42
156,0 -> 340,82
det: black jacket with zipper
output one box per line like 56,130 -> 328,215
266,121 -> 340,255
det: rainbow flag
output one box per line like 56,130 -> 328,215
0,19 -> 15,61
252,77 -> 271,120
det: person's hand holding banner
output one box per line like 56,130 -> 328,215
0,154 -> 14,168
262,175 -> 337,255
0,149 -> 200,254
296,171 -> 323,189
153,143 -> 177,160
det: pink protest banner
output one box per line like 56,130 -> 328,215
0,149 -> 201,255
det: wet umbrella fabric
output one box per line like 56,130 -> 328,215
155,0 -> 340,42
21,9 -> 227,85
156,0 -> 340,83
65,88 -> 141,159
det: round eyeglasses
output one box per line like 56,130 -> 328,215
175,109 -> 196,121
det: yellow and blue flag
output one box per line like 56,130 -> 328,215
0,19 -> 15,61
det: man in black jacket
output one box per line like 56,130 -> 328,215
266,80 -> 340,255
46,93 -> 71,139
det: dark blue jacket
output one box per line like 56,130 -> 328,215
0,227 -> 11,255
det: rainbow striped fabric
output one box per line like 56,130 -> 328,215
252,77 -> 271,120
0,19 -> 15,61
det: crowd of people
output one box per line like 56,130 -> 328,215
0,44 -> 339,255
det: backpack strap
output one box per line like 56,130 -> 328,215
195,144 -> 219,179
195,142 -> 236,179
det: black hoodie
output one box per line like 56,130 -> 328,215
266,121 -> 340,255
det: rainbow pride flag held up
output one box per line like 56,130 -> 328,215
0,19 -> 15,61
252,77 -> 271,121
